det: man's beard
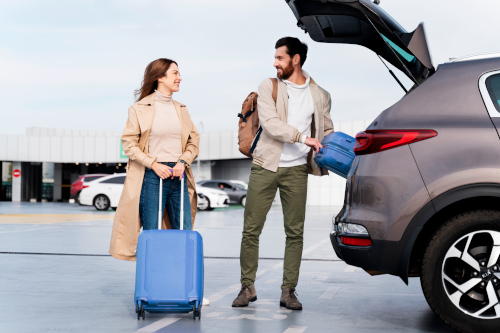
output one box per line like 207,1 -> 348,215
276,59 -> 294,80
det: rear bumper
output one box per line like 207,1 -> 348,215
330,231 -> 403,277
78,191 -> 93,206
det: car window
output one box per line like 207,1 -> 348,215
220,183 -> 233,190
233,183 -> 247,190
84,176 -> 103,182
203,182 -> 218,189
486,74 -> 500,112
381,34 -> 416,63
101,176 -> 126,184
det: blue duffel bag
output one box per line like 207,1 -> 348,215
314,132 -> 355,179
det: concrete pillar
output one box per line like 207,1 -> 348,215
53,163 -> 62,202
11,161 -> 21,202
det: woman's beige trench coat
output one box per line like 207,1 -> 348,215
109,92 -> 200,261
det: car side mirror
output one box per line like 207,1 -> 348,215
233,187 -> 237,191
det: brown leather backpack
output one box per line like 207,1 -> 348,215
238,78 -> 278,158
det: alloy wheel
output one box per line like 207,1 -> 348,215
198,198 -> 210,211
94,195 -> 109,210
442,230 -> 500,319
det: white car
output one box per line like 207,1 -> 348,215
80,173 -> 228,211
79,173 -> 126,210
196,185 -> 229,211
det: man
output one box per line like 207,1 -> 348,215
232,37 -> 333,310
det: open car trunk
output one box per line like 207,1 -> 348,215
287,0 -> 435,85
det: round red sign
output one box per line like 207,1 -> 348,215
12,169 -> 21,178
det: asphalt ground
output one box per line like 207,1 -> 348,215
0,202 -> 455,333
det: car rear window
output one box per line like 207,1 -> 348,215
83,176 -> 103,182
486,74 -> 500,112
381,34 -> 416,63
101,176 -> 126,184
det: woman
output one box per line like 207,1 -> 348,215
109,58 -> 200,261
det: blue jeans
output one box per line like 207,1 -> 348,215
139,162 -> 192,230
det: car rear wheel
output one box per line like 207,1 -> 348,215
421,210 -> 500,333
94,194 -> 110,211
240,196 -> 246,207
198,197 -> 213,211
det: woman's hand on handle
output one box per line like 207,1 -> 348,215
172,162 -> 185,179
151,162 -> 172,179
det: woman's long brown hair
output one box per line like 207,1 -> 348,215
134,58 -> 178,102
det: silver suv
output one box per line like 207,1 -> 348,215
287,1 -> 500,332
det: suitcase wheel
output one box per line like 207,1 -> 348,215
137,302 -> 145,320
193,303 -> 201,320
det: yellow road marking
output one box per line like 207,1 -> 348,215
0,214 -> 114,224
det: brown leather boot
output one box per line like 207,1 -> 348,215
232,284 -> 257,307
280,288 -> 302,310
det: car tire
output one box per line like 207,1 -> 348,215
111,207 -> 117,211
93,194 -> 110,211
198,197 -> 213,211
421,210 -> 500,333
240,196 -> 246,207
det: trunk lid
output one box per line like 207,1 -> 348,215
287,0 -> 434,84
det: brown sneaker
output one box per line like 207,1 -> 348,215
232,284 -> 257,307
280,288 -> 302,310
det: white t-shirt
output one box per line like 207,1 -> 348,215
279,71 -> 314,167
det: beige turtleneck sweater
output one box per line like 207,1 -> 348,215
148,90 -> 183,163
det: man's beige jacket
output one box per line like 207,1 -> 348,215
252,77 -> 334,175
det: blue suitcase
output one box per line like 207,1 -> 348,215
135,173 -> 204,320
314,132 -> 356,178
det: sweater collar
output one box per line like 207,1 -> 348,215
154,90 -> 173,103
283,70 -> 310,88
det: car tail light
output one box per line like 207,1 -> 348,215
83,185 -> 89,189
354,130 -> 437,155
340,236 -> 372,246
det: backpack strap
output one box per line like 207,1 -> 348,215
270,78 -> 278,103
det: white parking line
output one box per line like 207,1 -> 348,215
283,325 -> 308,333
208,284 -> 241,303
227,314 -> 271,321
319,286 -> 340,299
219,305 -> 270,312
134,316 -> 185,333
256,239 -> 329,280
343,266 -> 357,272
302,239 -> 329,256
0,226 -> 56,234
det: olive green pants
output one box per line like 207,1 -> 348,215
240,164 -> 308,289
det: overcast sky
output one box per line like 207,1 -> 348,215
1,0 -> 499,135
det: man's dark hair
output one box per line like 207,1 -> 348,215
275,37 -> 308,67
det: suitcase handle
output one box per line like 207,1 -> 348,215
158,170 -> 185,230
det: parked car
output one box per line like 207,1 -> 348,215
80,173 -> 224,212
230,180 -> 248,190
287,1 -> 500,332
196,185 -> 230,211
197,193 -> 208,211
198,180 -> 247,206
79,173 -> 126,210
70,174 -> 109,204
